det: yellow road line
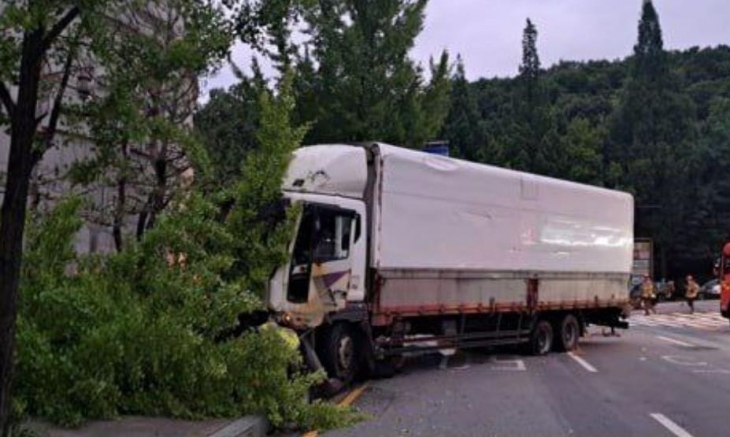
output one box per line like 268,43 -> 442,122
338,383 -> 369,408
301,383 -> 369,436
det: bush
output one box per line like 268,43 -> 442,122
14,78 -> 355,431
15,196 -> 353,430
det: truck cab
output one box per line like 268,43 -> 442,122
268,193 -> 367,329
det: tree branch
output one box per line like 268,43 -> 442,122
0,81 -> 15,118
130,147 -> 154,160
44,42 -> 77,151
41,7 -> 81,53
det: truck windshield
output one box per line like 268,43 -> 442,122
287,205 -> 354,303
291,206 -> 353,266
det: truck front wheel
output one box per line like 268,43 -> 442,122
319,323 -> 359,385
531,319 -> 554,355
555,314 -> 580,352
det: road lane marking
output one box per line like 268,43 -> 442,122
666,314 -> 721,326
657,336 -> 695,347
631,312 -> 729,331
650,413 -> 694,437
489,357 -> 526,371
660,355 -> 707,366
302,383 -> 369,437
338,383 -> 369,407
567,351 -> 597,373
692,369 -> 730,374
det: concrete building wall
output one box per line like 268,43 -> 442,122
0,2 -> 197,254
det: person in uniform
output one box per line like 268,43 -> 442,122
641,274 -> 656,315
719,243 -> 730,320
685,275 -> 700,314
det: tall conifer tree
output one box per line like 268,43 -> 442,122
610,0 -> 696,277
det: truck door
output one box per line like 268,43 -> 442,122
288,205 -> 356,313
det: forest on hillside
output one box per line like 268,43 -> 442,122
444,44 -> 730,281
198,2 -> 730,282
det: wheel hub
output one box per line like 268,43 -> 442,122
337,336 -> 353,371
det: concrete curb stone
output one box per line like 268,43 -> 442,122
24,415 -> 269,437
206,416 -> 270,437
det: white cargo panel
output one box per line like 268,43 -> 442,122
373,144 -> 634,274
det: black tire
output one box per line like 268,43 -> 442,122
531,319 -> 554,356
554,314 -> 580,352
319,323 -> 359,385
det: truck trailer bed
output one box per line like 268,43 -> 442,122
368,145 -> 633,324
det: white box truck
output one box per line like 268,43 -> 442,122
267,143 -> 634,384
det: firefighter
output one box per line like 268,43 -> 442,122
641,275 -> 656,315
685,275 -> 700,314
720,243 -> 730,320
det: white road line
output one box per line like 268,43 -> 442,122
567,352 -> 598,373
656,336 -> 695,348
693,369 -> 730,374
669,314 -> 724,327
630,313 -> 727,331
650,413 -> 694,437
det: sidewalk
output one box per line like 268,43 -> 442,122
26,415 -> 269,437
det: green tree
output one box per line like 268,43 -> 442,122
70,0 -> 232,247
609,0 -> 697,277
441,56 -> 484,161
519,18 -> 540,105
195,59 -> 268,186
559,117 -> 603,184
684,97 -> 730,262
227,0 -> 452,147
505,18 -> 553,175
0,1 -> 231,432
0,4 -> 89,433
293,0 -> 450,147
12,76 -> 352,429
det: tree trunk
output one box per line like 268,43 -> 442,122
0,29 -> 43,436
146,143 -> 168,231
0,140 -> 34,437
113,177 -> 126,252
113,144 -> 129,252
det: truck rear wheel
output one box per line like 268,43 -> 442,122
555,314 -> 580,352
531,319 -> 553,355
319,323 -> 359,385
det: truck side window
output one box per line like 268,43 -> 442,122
313,210 -> 353,262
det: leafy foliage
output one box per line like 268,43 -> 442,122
217,0 -> 452,149
441,56 -> 484,161
606,0 -> 696,278
194,62 -> 268,183
437,1 -> 730,280
13,79 -> 353,431
295,0 -> 451,147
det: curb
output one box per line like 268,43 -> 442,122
207,415 -> 270,437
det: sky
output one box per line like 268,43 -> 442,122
201,0 -> 730,97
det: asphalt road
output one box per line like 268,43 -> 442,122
326,300 -> 730,437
